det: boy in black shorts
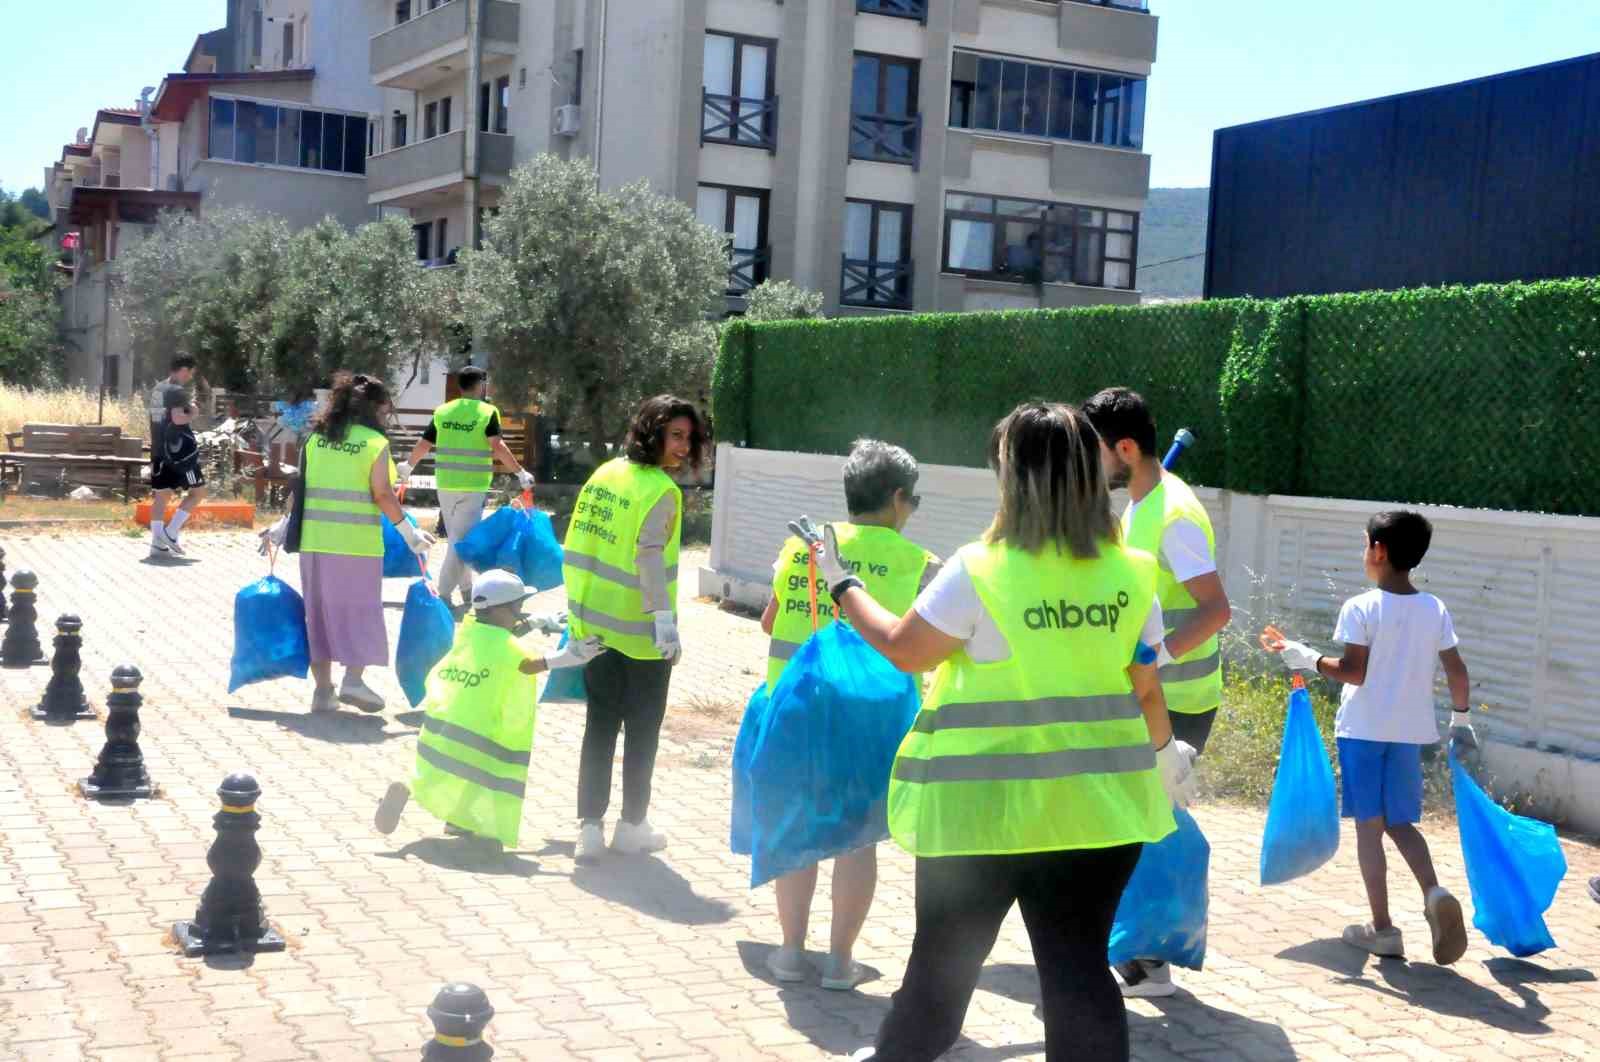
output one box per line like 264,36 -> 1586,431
149,375 -> 206,557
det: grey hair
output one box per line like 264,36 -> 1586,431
842,438 -> 919,516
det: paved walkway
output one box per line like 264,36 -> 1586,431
0,529 -> 1596,1061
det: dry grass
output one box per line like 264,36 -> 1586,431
0,384 -> 148,441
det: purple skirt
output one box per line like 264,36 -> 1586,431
299,552 -> 388,667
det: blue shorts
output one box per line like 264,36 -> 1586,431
1337,738 -> 1423,825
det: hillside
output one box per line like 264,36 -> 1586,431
1138,187 -> 1209,300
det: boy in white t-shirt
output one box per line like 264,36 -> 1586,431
1265,511 -> 1476,965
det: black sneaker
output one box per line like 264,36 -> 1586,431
1589,876 -> 1600,905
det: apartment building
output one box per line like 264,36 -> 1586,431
41,0 -> 383,397
364,0 -> 1156,313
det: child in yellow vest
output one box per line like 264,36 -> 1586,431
374,570 -> 600,850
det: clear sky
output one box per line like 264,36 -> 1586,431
2,0 -> 1597,197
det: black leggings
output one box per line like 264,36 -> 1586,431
576,649 -> 673,825
873,844 -> 1144,1062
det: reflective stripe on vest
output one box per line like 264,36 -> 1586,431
300,426 -> 389,557
1122,473 -> 1223,714
432,398 -> 498,492
562,458 -> 681,660
765,524 -> 935,694
886,540 -> 1176,858
412,619 -> 534,847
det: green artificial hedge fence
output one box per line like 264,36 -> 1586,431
713,277 -> 1600,517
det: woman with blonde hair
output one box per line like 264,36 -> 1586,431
796,401 -> 1197,1062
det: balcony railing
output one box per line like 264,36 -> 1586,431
849,112 -> 922,168
728,246 -> 770,295
841,257 -> 914,310
702,91 -> 779,154
857,0 -> 929,21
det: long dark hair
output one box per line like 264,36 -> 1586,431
313,374 -> 392,443
624,394 -> 707,471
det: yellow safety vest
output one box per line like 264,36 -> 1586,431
767,523 -> 937,693
412,617 -> 535,847
887,539 -> 1176,858
563,458 -> 681,660
301,425 -> 392,558
432,397 -> 500,493
1122,473 -> 1222,714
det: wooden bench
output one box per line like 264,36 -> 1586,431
2,424 -> 147,499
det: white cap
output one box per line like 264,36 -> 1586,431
470,569 -> 532,611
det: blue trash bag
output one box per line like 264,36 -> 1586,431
228,575 -> 310,693
539,628 -> 587,704
742,623 -> 921,888
382,513 -> 422,578
454,506 -> 520,572
1108,808 -> 1210,970
1260,682 -> 1340,885
730,683 -> 771,856
1451,752 -> 1566,957
493,507 -> 565,591
395,579 -> 456,708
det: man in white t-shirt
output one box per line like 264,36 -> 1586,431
1266,510 -> 1476,966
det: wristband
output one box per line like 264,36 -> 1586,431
828,575 -> 864,602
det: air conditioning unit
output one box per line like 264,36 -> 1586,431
553,104 -> 582,136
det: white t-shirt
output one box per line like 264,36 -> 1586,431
1332,589 -> 1459,744
1123,498 -> 1217,583
914,553 -> 1164,664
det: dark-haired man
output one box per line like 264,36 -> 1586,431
1084,386 -> 1232,999
147,356 -> 206,556
400,366 -> 535,609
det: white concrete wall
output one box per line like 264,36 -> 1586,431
596,0 -> 683,192
700,444 -> 1600,832
188,161 -> 371,230
307,0 -> 382,114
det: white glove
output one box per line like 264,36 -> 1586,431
787,516 -> 851,590
546,635 -> 604,670
1156,641 -> 1176,668
397,520 -> 436,557
528,611 -> 568,636
1276,639 -> 1321,672
516,468 -> 536,491
1156,738 -> 1199,808
395,460 -> 414,484
1450,710 -> 1478,752
652,610 -> 681,661
258,516 -> 289,555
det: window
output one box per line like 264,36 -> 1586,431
572,49 -> 584,105
702,32 -> 776,150
424,101 -> 438,140
206,96 -> 367,176
250,4 -> 263,62
851,53 -> 920,165
842,200 -> 913,308
435,218 -> 449,260
282,21 -> 294,64
857,0 -> 929,19
949,50 -> 1145,150
479,82 -> 491,132
494,76 -> 510,134
440,97 -> 452,135
392,110 -> 408,149
942,193 -> 1137,290
395,1 -> 411,25
413,222 -> 431,261
696,183 -> 769,294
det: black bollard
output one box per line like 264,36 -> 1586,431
0,544 -> 8,622
172,773 -> 285,956
34,615 -> 92,721
80,666 -> 153,799
422,983 -> 494,1061
1,570 -> 42,667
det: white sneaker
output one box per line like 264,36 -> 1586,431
148,534 -> 170,557
374,782 -> 410,834
338,676 -> 385,713
1343,922 -> 1405,958
766,945 -> 808,983
821,954 -> 866,991
1116,959 -> 1177,998
611,818 -> 668,854
310,685 -> 338,713
1425,886 -> 1467,966
850,1050 -> 877,1061
576,822 -> 606,864
159,527 -> 186,556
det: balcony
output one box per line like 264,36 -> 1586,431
727,246 -> 770,295
367,129 -> 514,206
841,257 -> 914,310
1056,0 -> 1158,65
857,0 -> 928,21
370,0 -> 521,91
850,112 -> 922,168
702,92 -> 779,154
